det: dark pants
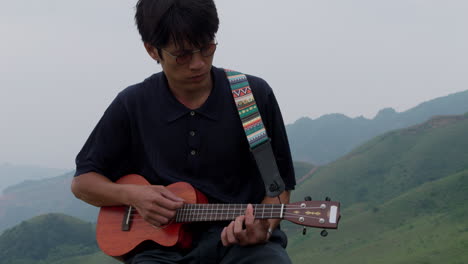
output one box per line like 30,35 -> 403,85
127,224 -> 291,264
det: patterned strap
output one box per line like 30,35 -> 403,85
225,69 -> 269,149
224,68 -> 285,197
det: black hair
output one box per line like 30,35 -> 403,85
135,0 -> 219,51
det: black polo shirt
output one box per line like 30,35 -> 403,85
75,66 -> 295,203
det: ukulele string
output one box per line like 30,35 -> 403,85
124,208 -> 326,220
99,212 -> 326,225
127,205 -> 325,213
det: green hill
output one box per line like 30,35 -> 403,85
0,213 -> 117,264
287,89 -> 468,165
288,170 -> 468,264
0,172 -> 98,233
291,114 -> 468,208
286,114 -> 468,263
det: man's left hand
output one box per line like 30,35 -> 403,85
221,204 -> 271,246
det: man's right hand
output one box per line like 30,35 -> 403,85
71,172 -> 184,227
127,185 -> 185,227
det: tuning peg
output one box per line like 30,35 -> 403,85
325,197 -> 331,201
320,230 -> 328,237
302,227 -> 307,235
304,196 -> 312,201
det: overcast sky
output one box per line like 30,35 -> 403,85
1,0 -> 468,169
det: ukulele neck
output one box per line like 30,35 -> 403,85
175,204 -> 284,223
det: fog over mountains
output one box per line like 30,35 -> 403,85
0,163 -> 68,194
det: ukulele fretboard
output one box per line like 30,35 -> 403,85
175,204 -> 284,223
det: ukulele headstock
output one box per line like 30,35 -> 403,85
284,200 -> 341,229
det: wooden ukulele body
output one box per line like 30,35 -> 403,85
96,174 -> 208,259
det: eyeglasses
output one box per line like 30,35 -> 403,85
160,41 -> 218,65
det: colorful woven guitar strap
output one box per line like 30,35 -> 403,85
224,68 -> 285,197
224,69 -> 269,149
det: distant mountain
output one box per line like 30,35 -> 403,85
287,89 -> 468,165
0,163 -> 68,194
287,114 -> 468,263
0,213 -> 117,264
0,171 -> 98,233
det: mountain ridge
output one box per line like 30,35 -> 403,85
287,89 -> 468,165
0,163 -> 68,194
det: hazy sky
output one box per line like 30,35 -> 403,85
1,0 -> 468,169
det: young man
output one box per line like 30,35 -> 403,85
71,0 -> 296,263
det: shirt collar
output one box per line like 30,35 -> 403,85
158,66 -> 227,123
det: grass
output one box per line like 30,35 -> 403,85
287,170 -> 468,263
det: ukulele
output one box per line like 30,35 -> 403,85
96,174 -> 341,259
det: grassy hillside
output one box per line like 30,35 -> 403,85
286,114 -> 468,263
288,169 -> 468,264
0,213 -> 119,264
293,161 -> 316,185
0,214 -> 96,264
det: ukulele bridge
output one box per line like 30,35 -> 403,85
121,206 -> 132,231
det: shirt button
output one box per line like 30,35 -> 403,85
190,150 -> 197,156
189,131 -> 196,137
190,111 -> 195,116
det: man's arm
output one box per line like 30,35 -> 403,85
71,172 -> 184,227
220,190 -> 291,246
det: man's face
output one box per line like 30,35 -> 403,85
147,40 -> 216,93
